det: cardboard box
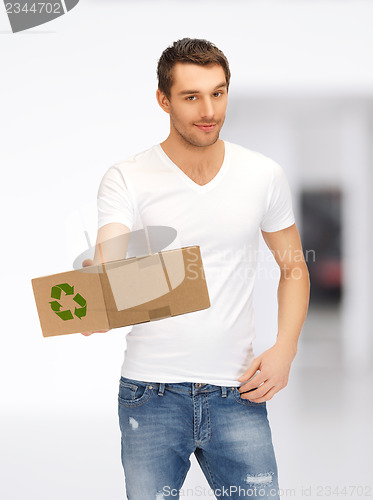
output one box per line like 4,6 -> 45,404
31,245 -> 210,337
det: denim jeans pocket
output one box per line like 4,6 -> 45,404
232,387 -> 266,407
118,378 -> 153,407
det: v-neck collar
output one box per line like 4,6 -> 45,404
155,140 -> 230,193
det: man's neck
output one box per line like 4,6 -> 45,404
160,137 -> 224,172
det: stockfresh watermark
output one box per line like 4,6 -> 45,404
4,0 -> 79,33
160,483 -> 373,497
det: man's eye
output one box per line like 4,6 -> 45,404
185,92 -> 223,101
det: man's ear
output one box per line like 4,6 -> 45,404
156,88 -> 171,115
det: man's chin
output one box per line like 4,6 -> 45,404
192,133 -> 220,148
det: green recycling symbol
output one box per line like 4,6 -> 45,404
49,283 -> 87,321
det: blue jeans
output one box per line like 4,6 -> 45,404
118,376 -> 281,499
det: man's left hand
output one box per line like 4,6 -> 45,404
237,342 -> 297,402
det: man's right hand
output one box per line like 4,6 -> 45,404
80,258 -> 110,336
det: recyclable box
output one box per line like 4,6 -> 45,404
31,245 -> 210,337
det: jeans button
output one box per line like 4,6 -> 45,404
195,383 -> 203,388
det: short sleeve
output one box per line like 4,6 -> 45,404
260,162 -> 295,232
97,166 -> 134,231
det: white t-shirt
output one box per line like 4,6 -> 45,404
97,140 -> 295,386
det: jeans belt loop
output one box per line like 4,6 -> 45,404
158,383 -> 165,396
221,385 -> 227,398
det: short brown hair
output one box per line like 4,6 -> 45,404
157,38 -> 231,100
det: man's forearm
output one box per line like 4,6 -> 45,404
275,263 -> 310,354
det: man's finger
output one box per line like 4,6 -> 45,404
237,358 -> 261,382
249,385 -> 278,403
238,372 -> 267,393
240,381 -> 271,400
80,330 -> 109,336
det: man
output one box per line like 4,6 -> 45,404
83,38 -> 310,499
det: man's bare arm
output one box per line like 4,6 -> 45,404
261,222 -> 310,351
83,222 -> 130,267
81,222 -> 130,336
237,223 -> 310,401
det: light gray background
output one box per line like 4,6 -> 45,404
1,1 -> 372,499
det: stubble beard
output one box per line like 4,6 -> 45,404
170,111 -> 225,149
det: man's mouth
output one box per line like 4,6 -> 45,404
195,124 -> 217,132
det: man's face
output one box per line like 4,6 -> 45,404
165,62 -> 228,148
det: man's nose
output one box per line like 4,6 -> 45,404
199,97 -> 215,119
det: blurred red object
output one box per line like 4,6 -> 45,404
313,258 -> 342,287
